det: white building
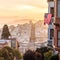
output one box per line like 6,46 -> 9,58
47,0 -> 54,46
0,40 -> 11,48
35,20 -> 48,43
10,21 -> 48,53
0,38 -> 19,49
0,20 -> 48,53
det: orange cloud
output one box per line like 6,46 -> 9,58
0,0 -> 48,26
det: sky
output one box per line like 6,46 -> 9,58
0,0 -> 48,27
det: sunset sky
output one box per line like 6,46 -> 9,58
0,0 -> 48,27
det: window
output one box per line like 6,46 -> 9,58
58,0 -> 60,17
58,31 -> 60,46
50,7 -> 54,17
50,29 -> 54,39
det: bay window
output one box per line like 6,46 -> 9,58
50,29 -> 54,39
58,0 -> 60,17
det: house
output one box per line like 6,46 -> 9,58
47,0 -> 54,46
54,0 -> 60,51
0,38 -> 19,49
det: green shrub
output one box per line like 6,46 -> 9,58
50,54 -> 59,60
0,57 -> 4,60
44,50 -> 53,57
37,46 -> 52,54
0,46 -> 22,60
14,49 -> 22,59
1,46 -> 14,60
44,50 -> 53,60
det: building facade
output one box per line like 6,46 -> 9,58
0,20 -> 48,53
47,0 -> 54,46
19,21 -> 48,54
0,38 -> 19,49
54,0 -> 60,51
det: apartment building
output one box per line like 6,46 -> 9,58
54,0 -> 60,51
35,20 -> 48,43
47,0 -> 54,46
0,38 -> 19,49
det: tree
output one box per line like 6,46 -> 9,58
2,46 -> 15,60
1,24 -> 11,39
0,46 -> 22,60
23,50 -> 35,60
1,48 -> 10,60
14,49 -> 22,59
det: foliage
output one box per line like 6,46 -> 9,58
1,24 -> 11,39
44,50 -> 53,57
36,46 -> 52,54
35,47 -> 53,60
0,47 -> 15,60
14,49 -> 22,59
4,46 -> 15,55
50,54 -> 59,60
44,50 -> 53,60
23,50 -> 35,60
44,49 -> 59,60
0,46 -> 22,60
3,46 -> 15,60
0,49 -> 2,57
0,57 -> 4,60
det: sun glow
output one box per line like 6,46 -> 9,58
0,0 -> 48,26
16,5 -> 35,10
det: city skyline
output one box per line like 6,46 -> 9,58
0,0 -> 48,27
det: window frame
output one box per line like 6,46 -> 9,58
58,0 -> 60,17
50,7 -> 54,17
50,29 -> 54,39
57,30 -> 60,47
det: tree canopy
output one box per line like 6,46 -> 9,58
0,46 -> 22,60
1,24 -> 11,39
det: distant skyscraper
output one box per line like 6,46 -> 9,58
30,21 -> 35,42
